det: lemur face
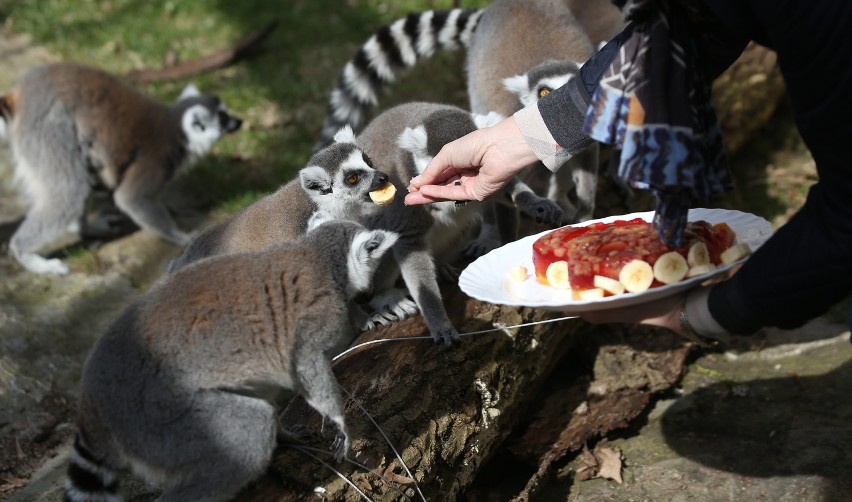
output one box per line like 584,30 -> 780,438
178,85 -> 243,157
301,130 -> 390,219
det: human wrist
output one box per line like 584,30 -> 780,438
512,105 -> 573,171
681,287 -> 731,344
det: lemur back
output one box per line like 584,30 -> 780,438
64,220 -> 398,502
354,101 -> 562,342
167,126 -> 389,274
0,62 -> 242,275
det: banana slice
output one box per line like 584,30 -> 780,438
618,259 -> 654,293
593,274 -> 625,296
720,243 -> 752,265
545,260 -> 571,289
687,241 -> 710,267
577,288 -> 605,300
507,265 -> 529,282
653,251 -> 689,284
686,263 -> 717,278
369,182 -> 397,206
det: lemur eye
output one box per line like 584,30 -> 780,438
346,174 -> 359,185
193,117 -> 206,132
538,87 -> 552,98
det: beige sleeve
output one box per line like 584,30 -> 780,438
513,104 -> 574,172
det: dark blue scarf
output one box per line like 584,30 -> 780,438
583,0 -> 733,247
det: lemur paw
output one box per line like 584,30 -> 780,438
432,327 -> 460,347
362,289 -> 419,330
525,199 -> 565,226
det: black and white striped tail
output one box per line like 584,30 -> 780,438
314,8 -> 484,151
64,433 -> 121,502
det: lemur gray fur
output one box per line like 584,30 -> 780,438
0,62 -> 242,275
166,126 -> 389,274
355,101 -> 563,342
314,0 -> 607,250
63,219 -> 398,502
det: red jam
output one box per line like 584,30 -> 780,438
532,219 -> 735,291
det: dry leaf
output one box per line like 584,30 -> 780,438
594,445 -> 623,484
574,443 -> 624,484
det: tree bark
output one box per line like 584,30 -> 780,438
237,285 -> 691,501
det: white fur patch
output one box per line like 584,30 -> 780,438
182,104 -> 223,159
0,116 -> 7,141
416,11 -> 437,56
330,88 -> 363,125
390,18 -> 418,66
397,126 -> 431,174
472,111 -> 504,129
307,210 -> 332,231
342,61 -> 378,106
502,74 -> 530,99
333,125 -> 357,144
347,229 -> 398,297
178,83 -> 201,101
437,10 -> 462,50
363,36 -> 395,82
537,75 -> 574,96
459,10 -> 483,46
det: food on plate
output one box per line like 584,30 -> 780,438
532,218 -> 749,297
720,242 -> 752,265
369,182 -> 397,206
507,265 -> 529,282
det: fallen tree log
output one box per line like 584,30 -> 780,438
235,284 -> 692,501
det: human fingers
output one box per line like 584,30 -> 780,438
576,293 -> 684,331
409,131 -> 485,191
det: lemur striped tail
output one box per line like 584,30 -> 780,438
314,8 -> 484,152
64,433 -> 121,502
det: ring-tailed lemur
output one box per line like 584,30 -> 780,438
0,63 -> 242,275
315,0 -> 605,247
355,101 -> 563,342
166,126 -> 389,274
63,219 -> 398,502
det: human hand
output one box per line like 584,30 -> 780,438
577,293 -> 685,335
405,116 -> 539,205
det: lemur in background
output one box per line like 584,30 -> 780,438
166,126 -> 389,274
63,219 -> 398,502
314,0 -> 609,246
355,101 -> 563,342
0,63 -> 242,275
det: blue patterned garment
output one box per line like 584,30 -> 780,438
583,0 -> 733,247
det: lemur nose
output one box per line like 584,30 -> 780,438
370,171 -> 389,190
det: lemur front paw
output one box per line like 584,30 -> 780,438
518,193 -> 564,226
432,327 -> 461,347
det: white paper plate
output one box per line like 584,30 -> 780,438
458,208 -> 773,312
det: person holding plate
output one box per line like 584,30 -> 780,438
404,0 -> 852,341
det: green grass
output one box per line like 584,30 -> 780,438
0,0 -> 486,213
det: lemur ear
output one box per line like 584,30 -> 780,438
333,125 -> 357,144
299,165 -> 332,194
353,229 -> 398,262
472,111 -> 505,129
396,125 -> 428,158
501,74 -> 529,98
306,210 -> 332,232
178,83 -> 201,101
